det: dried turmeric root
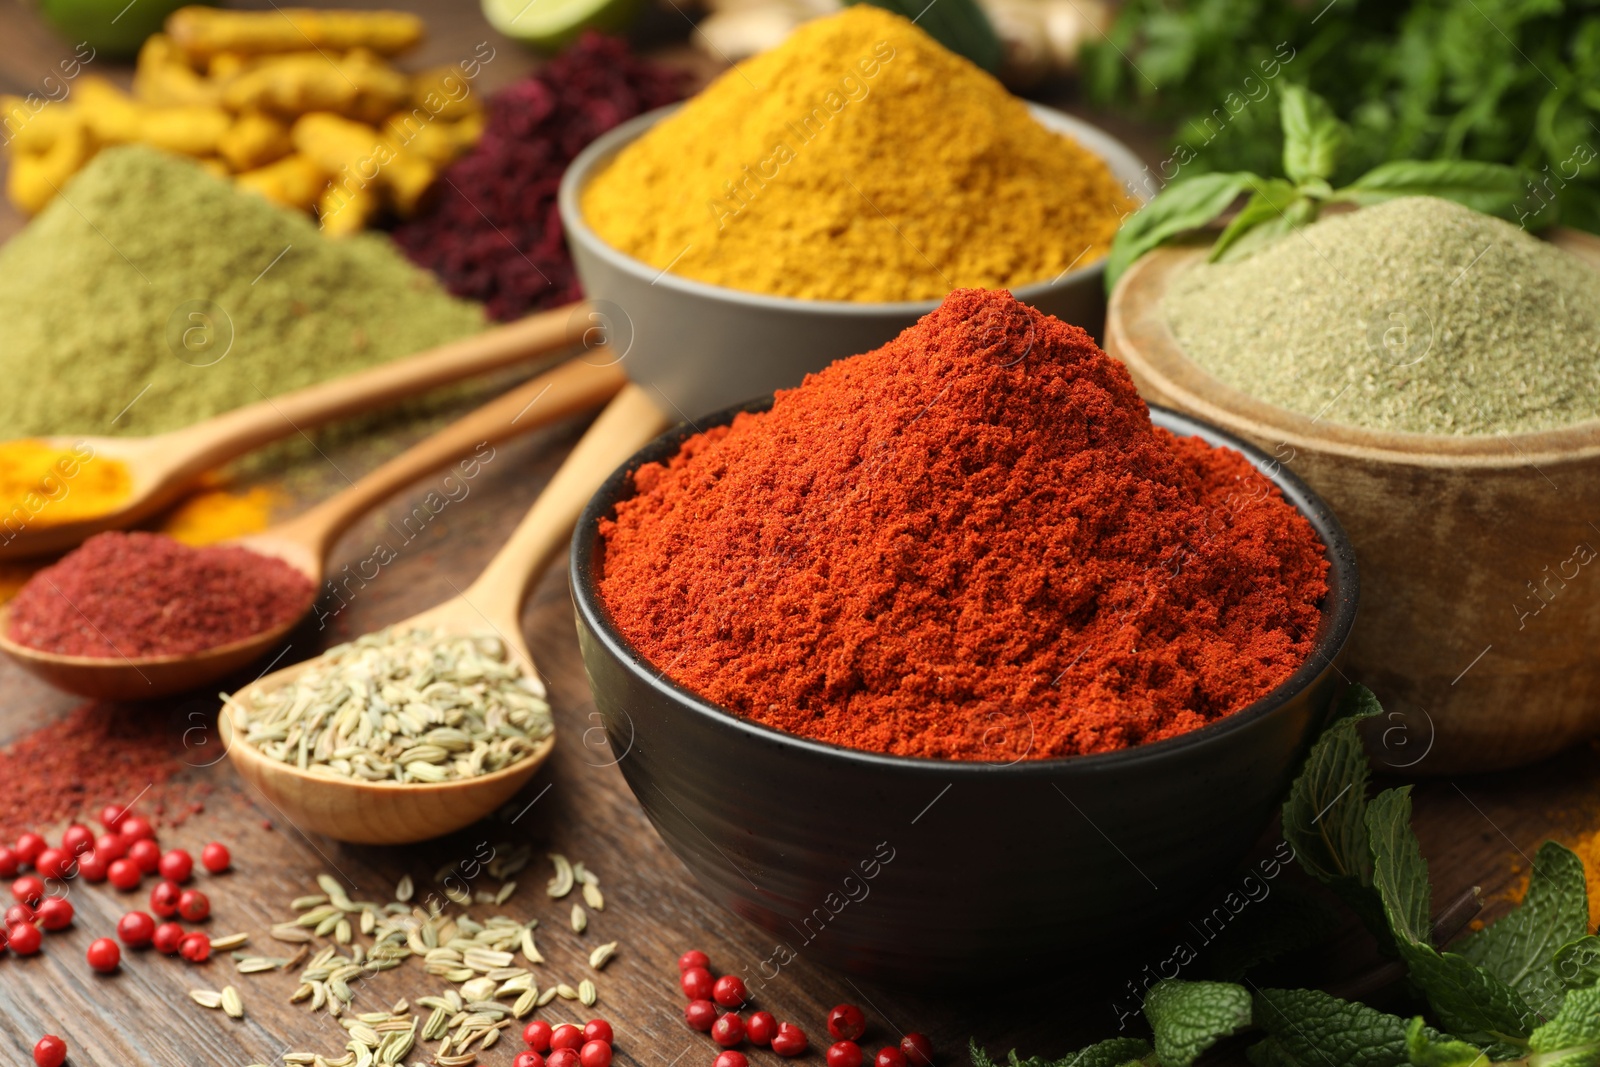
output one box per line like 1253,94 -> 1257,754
234,152 -> 327,210
139,105 -> 233,156
7,120 -> 95,214
221,50 -> 408,122
218,110 -> 293,171
133,34 -> 220,106
166,6 -> 425,59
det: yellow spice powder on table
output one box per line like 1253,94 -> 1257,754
160,485 -> 283,545
580,6 -> 1136,303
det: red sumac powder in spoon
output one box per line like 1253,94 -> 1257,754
597,289 -> 1330,760
9,531 -> 313,658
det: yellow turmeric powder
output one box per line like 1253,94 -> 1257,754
160,485 -> 283,545
580,6 -> 1136,303
0,440 -> 133,528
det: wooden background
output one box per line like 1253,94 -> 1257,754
1,1 -> 1599,1065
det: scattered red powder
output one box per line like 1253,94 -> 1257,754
7,531 -> 313,658
0,703 -> 208,840
597,289 -> 1329,760
391,34 -> 684,321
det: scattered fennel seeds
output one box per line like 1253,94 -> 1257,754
213,853 -> 616,1065
226,628 -> 553,783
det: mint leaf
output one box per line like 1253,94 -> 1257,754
1244,1042 -> 1295,1067
1368,788 -> 1535,1040
1282,686 -> 1382,885
1530,985 -> 1600,1061
967,1039 -> 1153,1067
1143,980 -> 1251,1067
1058,1040 -> 1154,1067
1280,84 -> 1349,184
1337,160 -> 1529,221
1103,172 -> 1257,291
1282,686 -> 1390,942
1397,946 -> 1536,1044
1553,936 -> 1600,991
1456,841 -> 1589,1018
1403,1018 -> 1488,1067
1367,788 -> 1432,943
1249,988 -> 1414,1067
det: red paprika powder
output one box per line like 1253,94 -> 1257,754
597,289 -> 1329,760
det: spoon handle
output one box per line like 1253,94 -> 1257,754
154,302 -> 590,483
265,358 -> 628,561
464,384 -> 672,623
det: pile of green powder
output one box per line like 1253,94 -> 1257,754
0,146 -> 485,437
1163,196 -> 1600,435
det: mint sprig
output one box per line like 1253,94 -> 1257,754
1368,787 -> 1536,1041
1278,685 -> 1390,947
969,686 -> 1600,1067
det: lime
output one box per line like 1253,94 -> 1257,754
482,0 -> 642,52
38,0 -> 196,59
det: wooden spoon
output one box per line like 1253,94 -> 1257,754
0,302 -> 590,562
219,385 -> 670,844
0,356 -> 628,702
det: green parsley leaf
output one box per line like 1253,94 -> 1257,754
1367,788 -> 1535,1040
1103,172 -> 1257,291
1280,84 -> 1349,184
1402,1017 -> 1488,1067
1248,987 -> 1415,1067
1142,980 -> 1251,1067
1455,841 -> 1589,1018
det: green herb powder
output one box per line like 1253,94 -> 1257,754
0,145 -> 485,437
1163,196 -> 1600,436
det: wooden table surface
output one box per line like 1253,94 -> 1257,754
2,2 -> 1599,1065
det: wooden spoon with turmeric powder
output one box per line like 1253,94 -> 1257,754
0,303 -> 595,562
0,352 -> 626,701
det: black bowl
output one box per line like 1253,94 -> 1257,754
570,401 -> 1358,985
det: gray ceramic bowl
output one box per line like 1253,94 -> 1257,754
570,401 -> 1359,985
558,103 -> 1147,419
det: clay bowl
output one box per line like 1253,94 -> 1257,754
1105,229 -> 1600,775
569,399 -> 1357,984
559,102 -> 1147,419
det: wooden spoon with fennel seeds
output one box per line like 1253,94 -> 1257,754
219,385 -> 670,843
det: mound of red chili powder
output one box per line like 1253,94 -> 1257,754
597,289 -> 1330,760
8,531 -> 314,658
